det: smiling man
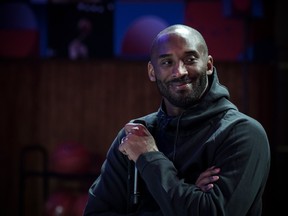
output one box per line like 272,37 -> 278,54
84,24 -> 270,216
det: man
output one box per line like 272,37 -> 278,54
84,24 -> 270,215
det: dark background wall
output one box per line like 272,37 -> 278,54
0,0 -> 287,215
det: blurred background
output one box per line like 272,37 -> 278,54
0,0 -> 287,215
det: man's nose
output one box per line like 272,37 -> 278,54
172,61 -> 188,77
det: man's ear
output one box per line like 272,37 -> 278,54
206,55 -> 214,75
148,61 -> 156,82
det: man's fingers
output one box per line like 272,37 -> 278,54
124,123 -> 150,136
202,183 -> 214,192
195,166 -> 220,192
199,167 -> 220,179
197,175 -> 219,186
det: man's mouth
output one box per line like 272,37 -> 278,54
169,80 -> 192,91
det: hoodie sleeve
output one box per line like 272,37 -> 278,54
136,117 -> 270,216
83,129 -> 164,216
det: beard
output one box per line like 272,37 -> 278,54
155,72 -> 208,109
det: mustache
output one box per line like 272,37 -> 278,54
167,76 -> 192,85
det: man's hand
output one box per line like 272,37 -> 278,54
195,166 -> 220,192
118,122 -> 158,162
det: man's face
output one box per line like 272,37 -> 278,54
151,32 -> 210,109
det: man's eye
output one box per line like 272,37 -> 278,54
184,57 -> 196,64
160,60 -> 172,66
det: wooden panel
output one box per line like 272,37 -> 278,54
34,60 -> 160,155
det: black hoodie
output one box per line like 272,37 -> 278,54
84,68 -> 270,216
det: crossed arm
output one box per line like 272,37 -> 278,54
119,122 -> 220,192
